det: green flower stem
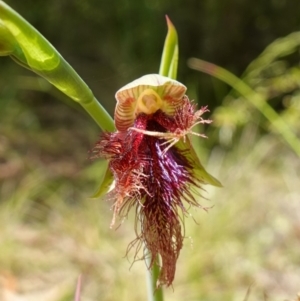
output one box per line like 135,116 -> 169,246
146,256 -> 164,301
0,0 -> 115,132
188,57 -> 300,157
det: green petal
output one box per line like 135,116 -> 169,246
176,138 -> 222,187
90,165 -> 114,199
159,16 -> 178,80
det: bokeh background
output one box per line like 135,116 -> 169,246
1,0 -> 300,300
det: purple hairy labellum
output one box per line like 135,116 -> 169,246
92,74 -> 222,287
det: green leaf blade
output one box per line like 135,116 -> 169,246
0,1 -> 115,131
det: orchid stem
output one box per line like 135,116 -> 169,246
145,256 -> 164,301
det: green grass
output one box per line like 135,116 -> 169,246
0,84 -> 299,301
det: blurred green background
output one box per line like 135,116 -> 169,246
1,0 -> 300,300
